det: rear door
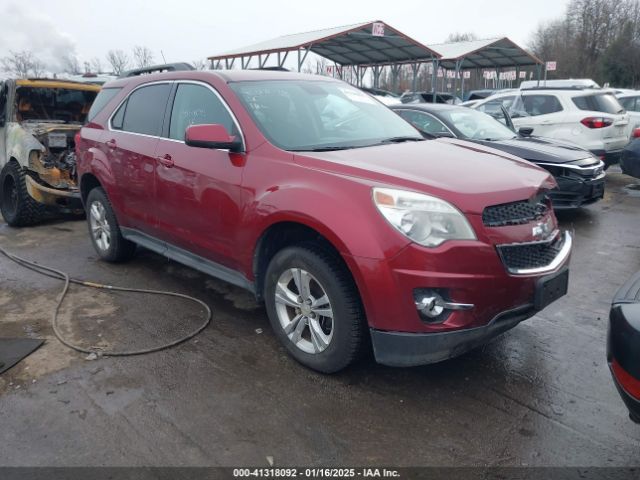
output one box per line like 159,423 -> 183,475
104,82 -> 172,232
517,93 -> 566,137
153,81 -> 245,268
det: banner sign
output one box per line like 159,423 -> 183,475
372,22 -> 385,37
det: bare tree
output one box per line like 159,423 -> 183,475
132,45 -> 154,68
191,58 -> 208,70
90,57 -> 103,73
1,50 -> 44,78
529,0 -> 640,85
445,32 -> 479,43
106,49 -> 130,75
61,54 -> 82,74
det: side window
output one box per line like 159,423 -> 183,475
522,95 -> 563,116
398,110 -> 451,136
121,83 -> 171,136
111,101 -> 126,130
620,96 -> 638,112
169,83 -> 236,141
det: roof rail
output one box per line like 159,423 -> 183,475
118,62 -> 195,78
520,86 -> 600,91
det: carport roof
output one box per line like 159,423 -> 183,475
207,21 -> 441,66
427,37 -> 542,70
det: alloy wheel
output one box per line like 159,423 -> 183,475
89,201 -> 111,252
274,268 -> 334,354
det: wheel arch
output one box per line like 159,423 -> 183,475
252,220 -> 362,304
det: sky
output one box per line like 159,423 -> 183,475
0,0 -> 570,73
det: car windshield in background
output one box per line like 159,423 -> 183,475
15,86 -> 98,124
230,80 -> 423,151
441,109 -> 516,141
572,93 -> 625,114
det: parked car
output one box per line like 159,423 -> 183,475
608,271 -> 640,424
473,88 -> 631,167
359,87 -> 401,106
0,78 -> 100,226
620,128 -> 640,178
401,91 -> 462,105
392,103 -> 605,209
616,91 -> 640,131
77,70 -> 571,373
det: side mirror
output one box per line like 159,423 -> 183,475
519,127 -> 534,137
632,127 -> 640,139
185,124 -> 242,152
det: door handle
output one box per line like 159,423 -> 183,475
105,139 -> 117,150
156,154 -> 174,168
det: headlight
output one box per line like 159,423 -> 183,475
373,188 -> 476,247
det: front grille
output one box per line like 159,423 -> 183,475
482,197 -> 549,227
497,232 -> 565,272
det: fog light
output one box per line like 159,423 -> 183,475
414,289 -> 474,322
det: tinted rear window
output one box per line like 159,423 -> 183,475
87,87 -> 121,122
572,93 -> 624,114
121,83 -> 171,136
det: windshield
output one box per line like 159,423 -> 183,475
230,80 -> 422,151
440,108 -> 516,141
15,86 -> 98,124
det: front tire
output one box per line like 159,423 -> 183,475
86,187 -> 136,262
264,245 -> 365,373
0,162 -> 47,226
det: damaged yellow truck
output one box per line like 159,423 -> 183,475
0,79 -> 100,226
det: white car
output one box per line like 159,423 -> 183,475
616,91 -> 640,133
473,88 -> 631,167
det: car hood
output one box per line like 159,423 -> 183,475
294,138 -> 556,215
476,136 -> 592,164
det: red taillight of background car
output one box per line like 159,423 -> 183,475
580,117 -> 614,129
612,358 -> 640,400
633,128 -> 640,139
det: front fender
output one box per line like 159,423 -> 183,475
5,122 -> 44,167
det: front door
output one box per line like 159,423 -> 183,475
153,82 -> 245,269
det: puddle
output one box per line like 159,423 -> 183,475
624,183 -> 640,197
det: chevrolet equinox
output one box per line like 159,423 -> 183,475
76,70 -> 572,373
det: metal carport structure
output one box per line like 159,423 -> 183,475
207,21 -> 442,91
427,37 -> 543,98
207,24 -> 542,98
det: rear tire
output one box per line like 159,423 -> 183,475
86,187 -> 136,262
0,162 -> 47,227
264,244 -> 365,373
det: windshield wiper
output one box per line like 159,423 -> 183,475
379,136 -> 424,144
290,145 -> 359,152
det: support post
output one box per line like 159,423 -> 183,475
431,59 -> 438,102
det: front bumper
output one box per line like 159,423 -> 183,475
550,173 -> 605,209
25,175 -> 83,210
371,305 -> 536,366
352,226 -> 572,367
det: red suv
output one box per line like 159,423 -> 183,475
76,70 -> 572,373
